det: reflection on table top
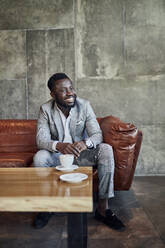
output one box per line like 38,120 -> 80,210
0,167 -> 93,212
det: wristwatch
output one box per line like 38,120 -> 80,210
85,139 -> 94,149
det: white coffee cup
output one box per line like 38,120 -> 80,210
59,154 -> 74,168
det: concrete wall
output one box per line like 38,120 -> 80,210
0,0 -> 165,176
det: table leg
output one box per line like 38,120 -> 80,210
67,213 -> 87,248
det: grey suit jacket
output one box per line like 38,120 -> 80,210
36,97 -> 103,152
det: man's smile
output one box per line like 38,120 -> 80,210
65,96 -> 75,103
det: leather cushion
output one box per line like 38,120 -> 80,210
0,120 -> 37,153
0,153 -> 34,168
99,115 -> 138,190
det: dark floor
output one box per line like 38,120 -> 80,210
0,176 -> 164,248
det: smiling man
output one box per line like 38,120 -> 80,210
33,73 -> 125,231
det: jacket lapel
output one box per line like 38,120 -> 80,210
52,104 -> 64,142
70,105 -> 78,141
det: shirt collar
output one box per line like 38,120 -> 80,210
55,103 -> 73,117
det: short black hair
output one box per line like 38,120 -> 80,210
47,73 -> 71,91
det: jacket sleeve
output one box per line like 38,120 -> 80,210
36,106 -> 55,152
85,101 -> 103,147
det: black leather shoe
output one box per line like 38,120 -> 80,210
95,208 -> 126,231
33,212 -> 53,229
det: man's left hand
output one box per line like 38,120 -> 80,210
73,141 -> 87,154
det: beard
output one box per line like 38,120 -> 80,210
55,94 -> 77,110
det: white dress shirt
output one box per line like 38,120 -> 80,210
52,105 -> 73,151
52,105 -> 93,151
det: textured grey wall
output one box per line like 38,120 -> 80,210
0,0 -> 165,175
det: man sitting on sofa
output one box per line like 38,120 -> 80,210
33,72 -> 125,231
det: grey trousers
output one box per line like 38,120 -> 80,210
33,143 -> 114,199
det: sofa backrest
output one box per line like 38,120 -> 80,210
0,120 -> 37,153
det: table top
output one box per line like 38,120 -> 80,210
0,167 -> 93,212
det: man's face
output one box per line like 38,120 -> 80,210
51,78 -> 77,108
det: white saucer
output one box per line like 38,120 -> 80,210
56,165 -> 79,172
60,173 -> 88,183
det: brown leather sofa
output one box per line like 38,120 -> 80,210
0,117 -> 142,191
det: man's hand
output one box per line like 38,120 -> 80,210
73,141 -> 87,154
56,141 -> 87,158
56,142 -> 80,157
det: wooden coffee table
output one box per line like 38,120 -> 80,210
0,167 -> 93,248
